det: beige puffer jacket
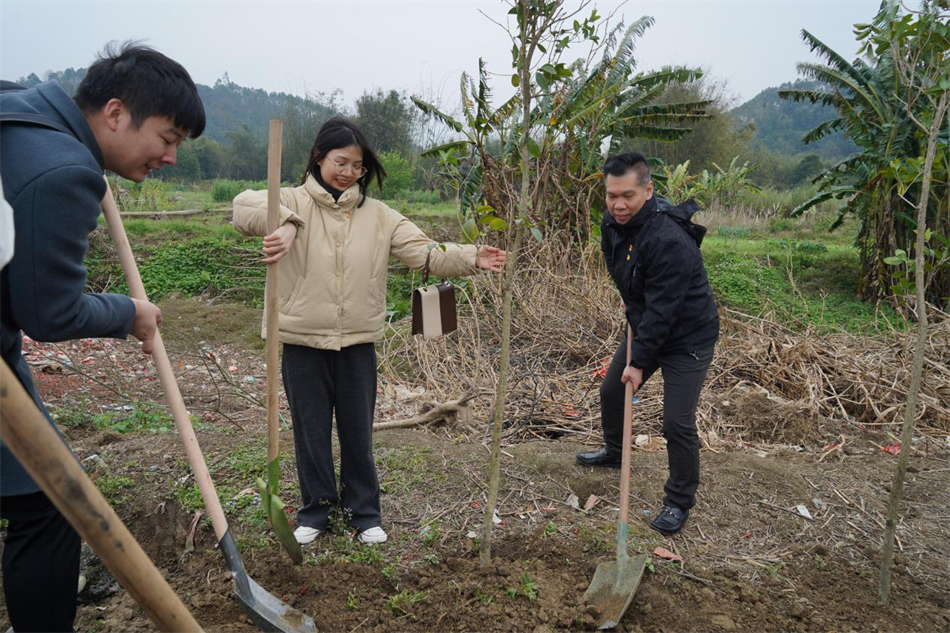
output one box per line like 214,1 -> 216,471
233,176 -> 479,350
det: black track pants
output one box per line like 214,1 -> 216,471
1,491 -> 81,632
600,333 -> 714,510
282,343 -> 381,531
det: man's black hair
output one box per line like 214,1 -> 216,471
74,41 -> 205,138
301,116 -> 386,208
603,152 -> 651,187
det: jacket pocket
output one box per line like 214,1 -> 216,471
371,273 -> 387,318
280,277 -> 305,315
627,262 -> 644,300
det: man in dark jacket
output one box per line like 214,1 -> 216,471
576,152 -> 719,535
1,43 -> 205,631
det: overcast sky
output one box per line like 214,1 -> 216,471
1,0 -> 879,109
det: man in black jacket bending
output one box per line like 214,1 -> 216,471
577,152 -> 719,535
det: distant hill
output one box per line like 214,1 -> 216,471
732,79 -> 856,160
14,68 -> 335,142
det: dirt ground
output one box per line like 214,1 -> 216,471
2,298 -> 948,633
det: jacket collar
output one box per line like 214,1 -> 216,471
304,174 -> 360,212
35,81 -> 105,170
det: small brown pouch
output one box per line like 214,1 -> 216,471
411,251 -> 457,339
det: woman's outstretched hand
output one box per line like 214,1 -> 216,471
477,245 -> 508,273
262,223 -> 298,264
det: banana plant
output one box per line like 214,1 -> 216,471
412,9 -> 709,248
779,0 -> 949,303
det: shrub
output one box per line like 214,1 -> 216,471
211,179 -> 267,203
378,151 -> 414,195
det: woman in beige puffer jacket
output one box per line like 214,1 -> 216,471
233,117 -> 506,546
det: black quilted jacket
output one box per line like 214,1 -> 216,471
602,195 -> 720,369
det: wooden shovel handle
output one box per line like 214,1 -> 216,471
618,325 -> 634,525
266,120 -> 282,463
100,179 -> 229,541
0,359 -> 202,633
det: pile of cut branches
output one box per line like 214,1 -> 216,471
380,240 -> 950,446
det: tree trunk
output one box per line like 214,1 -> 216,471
478,221 -> 525,567
480,0 -> 536,567
878,90 -> 948,606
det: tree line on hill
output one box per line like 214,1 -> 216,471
17,67 -> 852,192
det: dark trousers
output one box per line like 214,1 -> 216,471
600,333 -> 714,511
1,491 -> 81,632
282,343 -> 381,531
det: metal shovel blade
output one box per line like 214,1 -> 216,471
266,492 -> 304,565
583,550 -> 648,630
258,459 -> 304,564
220,529 -> 316,633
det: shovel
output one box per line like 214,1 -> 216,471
255,119 -> 304,564
583,325 -> 649,629
99,179 -> 316,633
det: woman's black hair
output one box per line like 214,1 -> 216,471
301,116 -> 386,207
74,41 -> 205,138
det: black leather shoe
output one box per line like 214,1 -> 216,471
575,447 -> 622,468
650,505 -> 689,535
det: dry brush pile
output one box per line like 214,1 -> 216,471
380,237 -> 950,448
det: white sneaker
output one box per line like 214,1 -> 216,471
358,526 -> 388,544
294,526 -> 321,544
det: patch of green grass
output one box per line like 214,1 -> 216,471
224,488 -> 269,529
49,401 -> 92,428
382,199 -> 456,217
91,402 -> 174,434
385,590 -> 427,618
96,475 -> 135,507
505,573 -> 539,601
420,521 -> 441,547
575,525 -> 612,554
120,218 -> 240,241
475,586 -> 494,604
138,236 -> 265,304
174,482 -> 205,513
223,439 -> 269,482
703,236 -> 903,332
235,532 -> 271,553
716,225 -> 751,239
178,479 -> 269,530
343,540 -> 388,565
175,479 -> 270,546
346,589 -> 359,610
314,530 -> 390,566
377,446 -> 443,494
88,617 -> 107,633
86,230 -> 265,306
